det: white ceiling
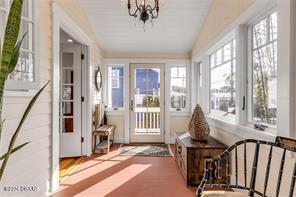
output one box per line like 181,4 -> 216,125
82,0 -> 211,54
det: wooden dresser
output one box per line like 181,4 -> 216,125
175,132 -> 228,187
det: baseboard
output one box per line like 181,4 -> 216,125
170,136 -> 176,144
114,137 -> 125,144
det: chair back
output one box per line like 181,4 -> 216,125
197,137 -> 296,197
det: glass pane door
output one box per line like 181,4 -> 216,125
134,68 -> 161,135
60,52 -> 74,133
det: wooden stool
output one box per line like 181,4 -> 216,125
93,125 -> 116,154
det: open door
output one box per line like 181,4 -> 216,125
59,43 -> 82,157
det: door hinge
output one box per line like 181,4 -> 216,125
81,96 -> 85,102
81,137 -> 84,143
81,54 -> 85,60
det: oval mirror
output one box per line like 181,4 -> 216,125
95,66 -> 102,92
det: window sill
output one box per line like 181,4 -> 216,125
208,113 -> 236,125
207,115 -> 276,142
4,90 -> 38,97
169,111 -> 191,116
105,110 -> 125,116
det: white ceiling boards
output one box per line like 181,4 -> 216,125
82,0 -> 210,54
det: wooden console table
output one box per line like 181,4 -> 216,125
175,132 -> 228,187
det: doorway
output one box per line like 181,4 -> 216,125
130,64 -> 165,143
59,30 -> 83,157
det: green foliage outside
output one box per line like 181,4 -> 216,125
142,96 -> 159,107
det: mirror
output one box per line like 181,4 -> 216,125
95,66 -> 102,92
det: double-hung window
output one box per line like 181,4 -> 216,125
249,11 -> 277,127
0,0 -> 38,90
210,39 -> 236,122
170,66 -> 187,111
107,65 -> 124,110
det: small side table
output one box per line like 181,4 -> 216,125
93,125 -> 116,154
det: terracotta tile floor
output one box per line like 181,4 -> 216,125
54,144 -> 195,197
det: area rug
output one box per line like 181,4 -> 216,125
118,144 -> 172,157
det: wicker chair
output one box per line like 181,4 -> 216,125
196,136 -> 296,197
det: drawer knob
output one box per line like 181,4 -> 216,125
178,145 -> 182,154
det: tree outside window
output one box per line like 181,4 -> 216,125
251,12 -> 277,126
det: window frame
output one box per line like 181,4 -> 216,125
208,35 -> 237,124
169,64 -> 190,112
1,0 -> 40,91
105,64 -> 125,111
247,8 -> 278,131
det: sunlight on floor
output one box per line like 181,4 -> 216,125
77,164 -> 151,196
54,145 -> 195,197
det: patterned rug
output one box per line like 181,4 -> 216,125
118,144 -> 172,157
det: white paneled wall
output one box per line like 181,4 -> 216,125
0,0 -> 103,196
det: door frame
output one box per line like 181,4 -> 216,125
129,64 -> 165,143
51,3 -> 93,192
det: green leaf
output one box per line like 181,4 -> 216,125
0,82 -> 49,181
0,0 -> 23,99
1,0 -> 23,71
0,142 -> 29,160
7,33 -> 27,74
0,118 -> 5,143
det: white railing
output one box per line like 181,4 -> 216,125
135,108 -> 160,131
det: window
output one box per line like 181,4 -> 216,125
170,66 -> 187,111
111,69 -> 120,88
250,11 -> 277,127
0,0 -> 38,90
210,39 -> 236,122
107,65 -> 124,109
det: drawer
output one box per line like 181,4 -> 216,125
175,139 -> 187,178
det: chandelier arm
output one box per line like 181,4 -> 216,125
148,9 -> 158,19
146,5 -> 156,11
147,0 -> 157,11
128,7 -> 140,17
135,0 -> 139,9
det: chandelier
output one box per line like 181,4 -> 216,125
126,0 -> 160,24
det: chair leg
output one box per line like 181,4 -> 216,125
93,134 -> 95,154
107,135 -> 110,154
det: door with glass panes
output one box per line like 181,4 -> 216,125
130,64 -> 165,143
59,44 -> 82,157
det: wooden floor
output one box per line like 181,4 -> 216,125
54,144 -> 195,197
59,157 -> 86,183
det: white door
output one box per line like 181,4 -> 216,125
130,64 -> 165,143
59,44 -> 82,157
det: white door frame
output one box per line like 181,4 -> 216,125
51,3 -> 93,193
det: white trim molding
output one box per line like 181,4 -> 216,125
51,3 -> 93,193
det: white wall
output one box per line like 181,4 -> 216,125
0,0 -> 103,196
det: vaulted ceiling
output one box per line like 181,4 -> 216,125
82,0 -> 211,54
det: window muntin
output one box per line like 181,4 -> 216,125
170,66 -> 187,111
111,69 -> 120,88
0,0 -> 37,89
210,39 -> 236,122
107,65 -> 124,109
250,11 -> 277,127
